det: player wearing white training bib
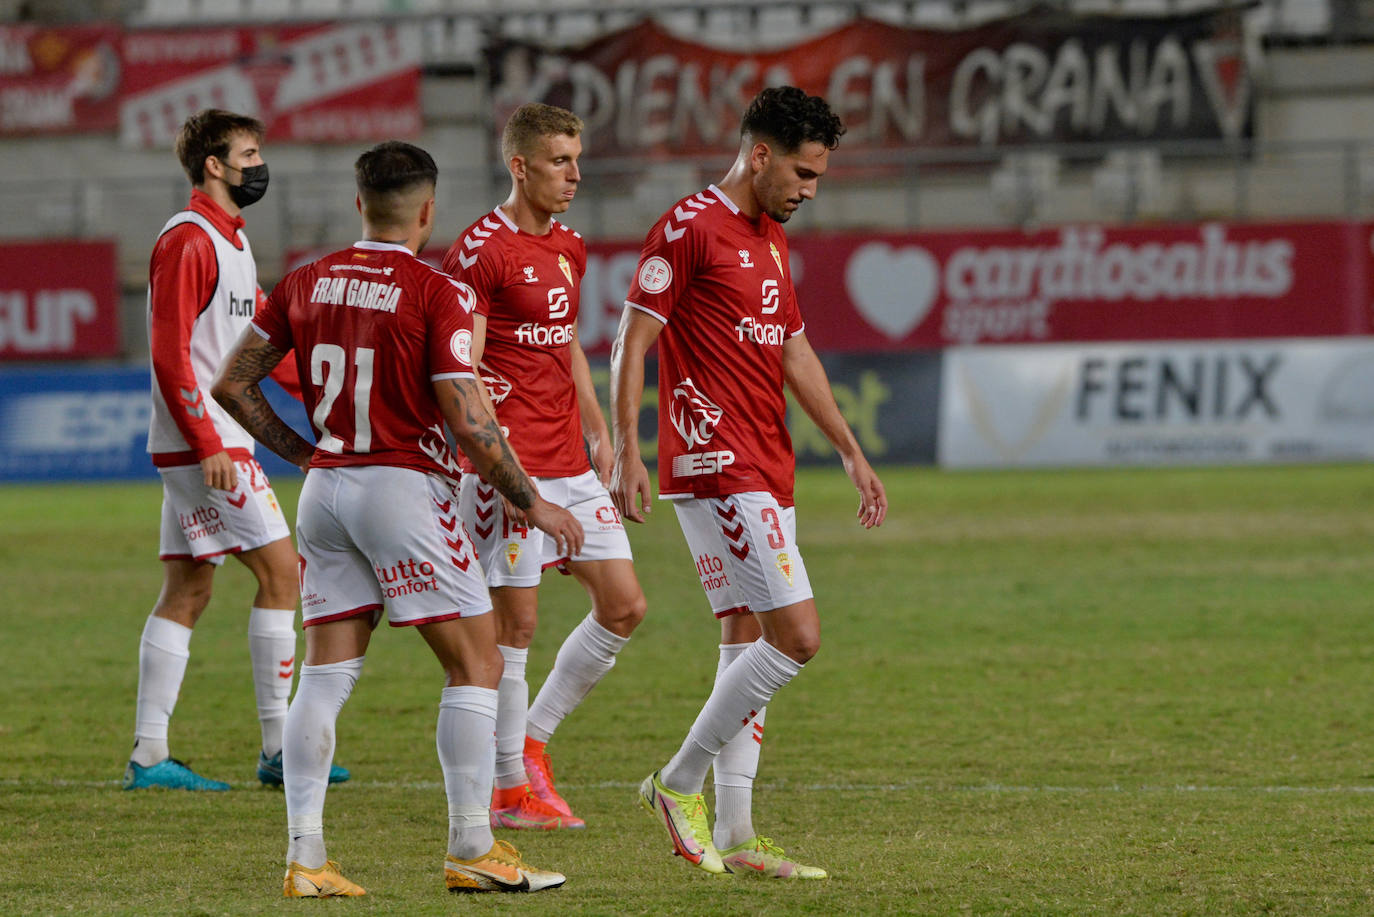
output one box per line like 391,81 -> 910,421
124,109 -> 347,795
611,88 -> 887,880
442,103 -> 646,831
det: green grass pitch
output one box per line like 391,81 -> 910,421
4,464 -> 1374,915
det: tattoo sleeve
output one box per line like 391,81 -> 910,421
214,338 -> 315,468
436,378 -> 537,510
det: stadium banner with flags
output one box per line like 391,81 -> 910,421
0,240 -> 120,360
938,338 -> 1374,468
486,9 -> 1253,159
0,24 -> 122,135
0,365 -> 309,482
118,23 -> 421,149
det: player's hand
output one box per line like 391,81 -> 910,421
526,498 -> 584,558
610,454 -> 653,524
844,454 -> 887,529
502,494 -> 528,529
201,450 -> 238,492
588,434 -> 614,488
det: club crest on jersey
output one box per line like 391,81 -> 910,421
505,542 -> 521,572
522,265 -> 538,283
738,249 -> 754,268
669,378 -> 722,448
557,254 -> 574,285
769,242 -> 783,274
775,552 -> 794,586
481,368 -> 513,405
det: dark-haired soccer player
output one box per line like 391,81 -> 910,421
442,102 -> 646,831
610,87 -> 888,878
213,141 -> 581,897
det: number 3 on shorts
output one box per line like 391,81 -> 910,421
761,507 -> 785,549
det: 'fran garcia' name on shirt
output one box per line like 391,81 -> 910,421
310,276 -> 402,313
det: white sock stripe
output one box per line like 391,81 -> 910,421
299,657 -> 364,679
497,644 -> 528,676
582,612 -> 629,653
754,637 -> 803,679
247,606 -> 297,637
440,685 -> 499,719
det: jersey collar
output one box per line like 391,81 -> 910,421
490,206 -> 519,233
188,188 -> 246,244
352,240 -> 415,256
707,184 -> 739,214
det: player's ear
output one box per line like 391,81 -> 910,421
355,194 -> 363,215
420,197 -> 435,230
204,155 -> 226,182
509,154 -> 527,181
749,142 -> 771,174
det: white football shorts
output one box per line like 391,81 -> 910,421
295,465 -> 490,628
671,491 -> 813,617
459,469 -> 632,588
158,457 -> 290,565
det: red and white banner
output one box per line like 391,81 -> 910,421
488,9 -> 1253,158
287,220 -> 1374,355
0,25 -> 121,135
119,23 -> 421,149
0,240 -> 120,360
789,221 -> 1373,350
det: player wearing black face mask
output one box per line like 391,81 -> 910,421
222,161 -> 270,208
127,108 -> 349,796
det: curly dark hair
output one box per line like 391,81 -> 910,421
739,86 -> 845,153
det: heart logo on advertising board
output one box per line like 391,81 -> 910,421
843,242 -> 940,340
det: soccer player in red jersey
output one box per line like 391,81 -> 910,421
441,103 -> 646,830
125,109 -> 347,793
610,87 -> 888,878
213,141 -> 582,897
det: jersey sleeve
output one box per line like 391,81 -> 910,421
255,284 -> 304,400
426,274 -> 478,379
442,231 -> 503,318
148,223 -> 224,460
624,208 -> 701,325
251,275 -> 295,353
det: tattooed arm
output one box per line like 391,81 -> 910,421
434,377 -> 584,557
212,328 -> 315,472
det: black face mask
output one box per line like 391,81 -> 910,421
223,162 -> 269,208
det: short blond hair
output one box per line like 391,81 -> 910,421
501,103 -> 583,162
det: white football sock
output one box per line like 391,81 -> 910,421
284,656 -> 363,870
526,612 -> 628,743
131,614 -> 192,766
439,685 -> 499,860
659,638 -> 800,797
248,606 -> 297,758
712,643 -> 767,849
494,645 -> 529,790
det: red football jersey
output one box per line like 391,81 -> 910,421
441,208 -> 590,477
252,241 -> 477,480
624,186 -> 805,506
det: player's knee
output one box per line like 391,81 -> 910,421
779,632 -> 820,665
446,644 -> 503,690
154,583 -> 213,622
498,617 -> 537,648
597,589 -> 646,637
